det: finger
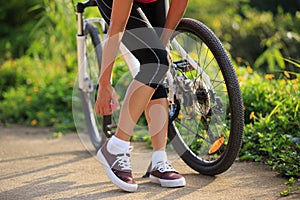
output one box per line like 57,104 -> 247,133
103,104 -> 112,115
95,99 -> 111,116
99,99 -> 112,115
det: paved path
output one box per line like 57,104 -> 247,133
0,125 -> 298,200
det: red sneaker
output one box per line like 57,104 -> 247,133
97,141 -> 138,192
150,161 -> 186,187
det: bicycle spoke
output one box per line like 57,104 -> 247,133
196,40 -> 203,68
203,56 -> 215,71
175,119 -> 205,140
167,19 -> 243,175
170,30 -> 232,160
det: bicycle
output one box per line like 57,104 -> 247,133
73,0 -> 244,176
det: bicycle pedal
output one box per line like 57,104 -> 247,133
142,161 -> 152,178
142,172 -> 151,178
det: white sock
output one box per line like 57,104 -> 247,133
107,135 -> 130,155
152,150 -> 167,169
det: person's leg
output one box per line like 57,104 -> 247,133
96,0 -> 170,192
145,98 -> 168,151
96,0 -> 157,192
96,0 -> 185,189
115,80 -> 155,141
137,0 -> 168,151
97,0 -> 169,141
114,6 -> 171,141
138,0 -> 185,188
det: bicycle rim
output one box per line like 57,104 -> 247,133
168,18 -> 244,175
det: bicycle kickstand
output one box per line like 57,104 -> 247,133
142,161 -> 152,178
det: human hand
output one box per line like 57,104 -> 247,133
94,83 -> 120,116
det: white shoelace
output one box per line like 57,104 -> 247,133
113,146 -> 133,171
154,161 -> 176,173
115,155 -> 131,171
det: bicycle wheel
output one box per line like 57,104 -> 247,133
168,18 -> 244,175
76,22 -> 107,151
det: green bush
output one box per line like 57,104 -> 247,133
249,0 -> 300,15
0,0 -> 77,131
238,67 -> 300,177
0,57 -> 75,131
0,0 -> 45,60
186,0 -> 300,73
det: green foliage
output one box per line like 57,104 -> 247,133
279,177 -> 300,197
52,131 -> 64,138
0,57 -> 75,131
27,0 -> 77,67
250,9 -> 300,72
0,0 -> 77,131
238,67 -> 300,178
249,0 -> 300,15
186,0 -> 300,73
0,0 -> 45,59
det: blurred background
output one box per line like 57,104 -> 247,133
0,0 -> 299,188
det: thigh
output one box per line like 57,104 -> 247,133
122,4 -> 165,64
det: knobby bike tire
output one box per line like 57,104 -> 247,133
168,18 -> 244,175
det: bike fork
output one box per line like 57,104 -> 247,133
76,6 -> 93,93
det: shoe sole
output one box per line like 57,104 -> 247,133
150,175 -> 186,188
97,149 -> 138,192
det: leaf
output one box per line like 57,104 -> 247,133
273,49 -> 285,69
283,58 -> 300,68
28,15 -> 48,38
267,51 -> 276,71
254,50 -> 268,68
266,101 -> 283,122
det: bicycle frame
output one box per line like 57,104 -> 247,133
76,0 -> 213,96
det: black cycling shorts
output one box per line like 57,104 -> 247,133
96,0 -> 169,100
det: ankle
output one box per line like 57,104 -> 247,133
107,135 -> 130,155
115,129 -> 131,141
152,150 -> 167,169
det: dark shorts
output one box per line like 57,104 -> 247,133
96,0 -> 169,100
